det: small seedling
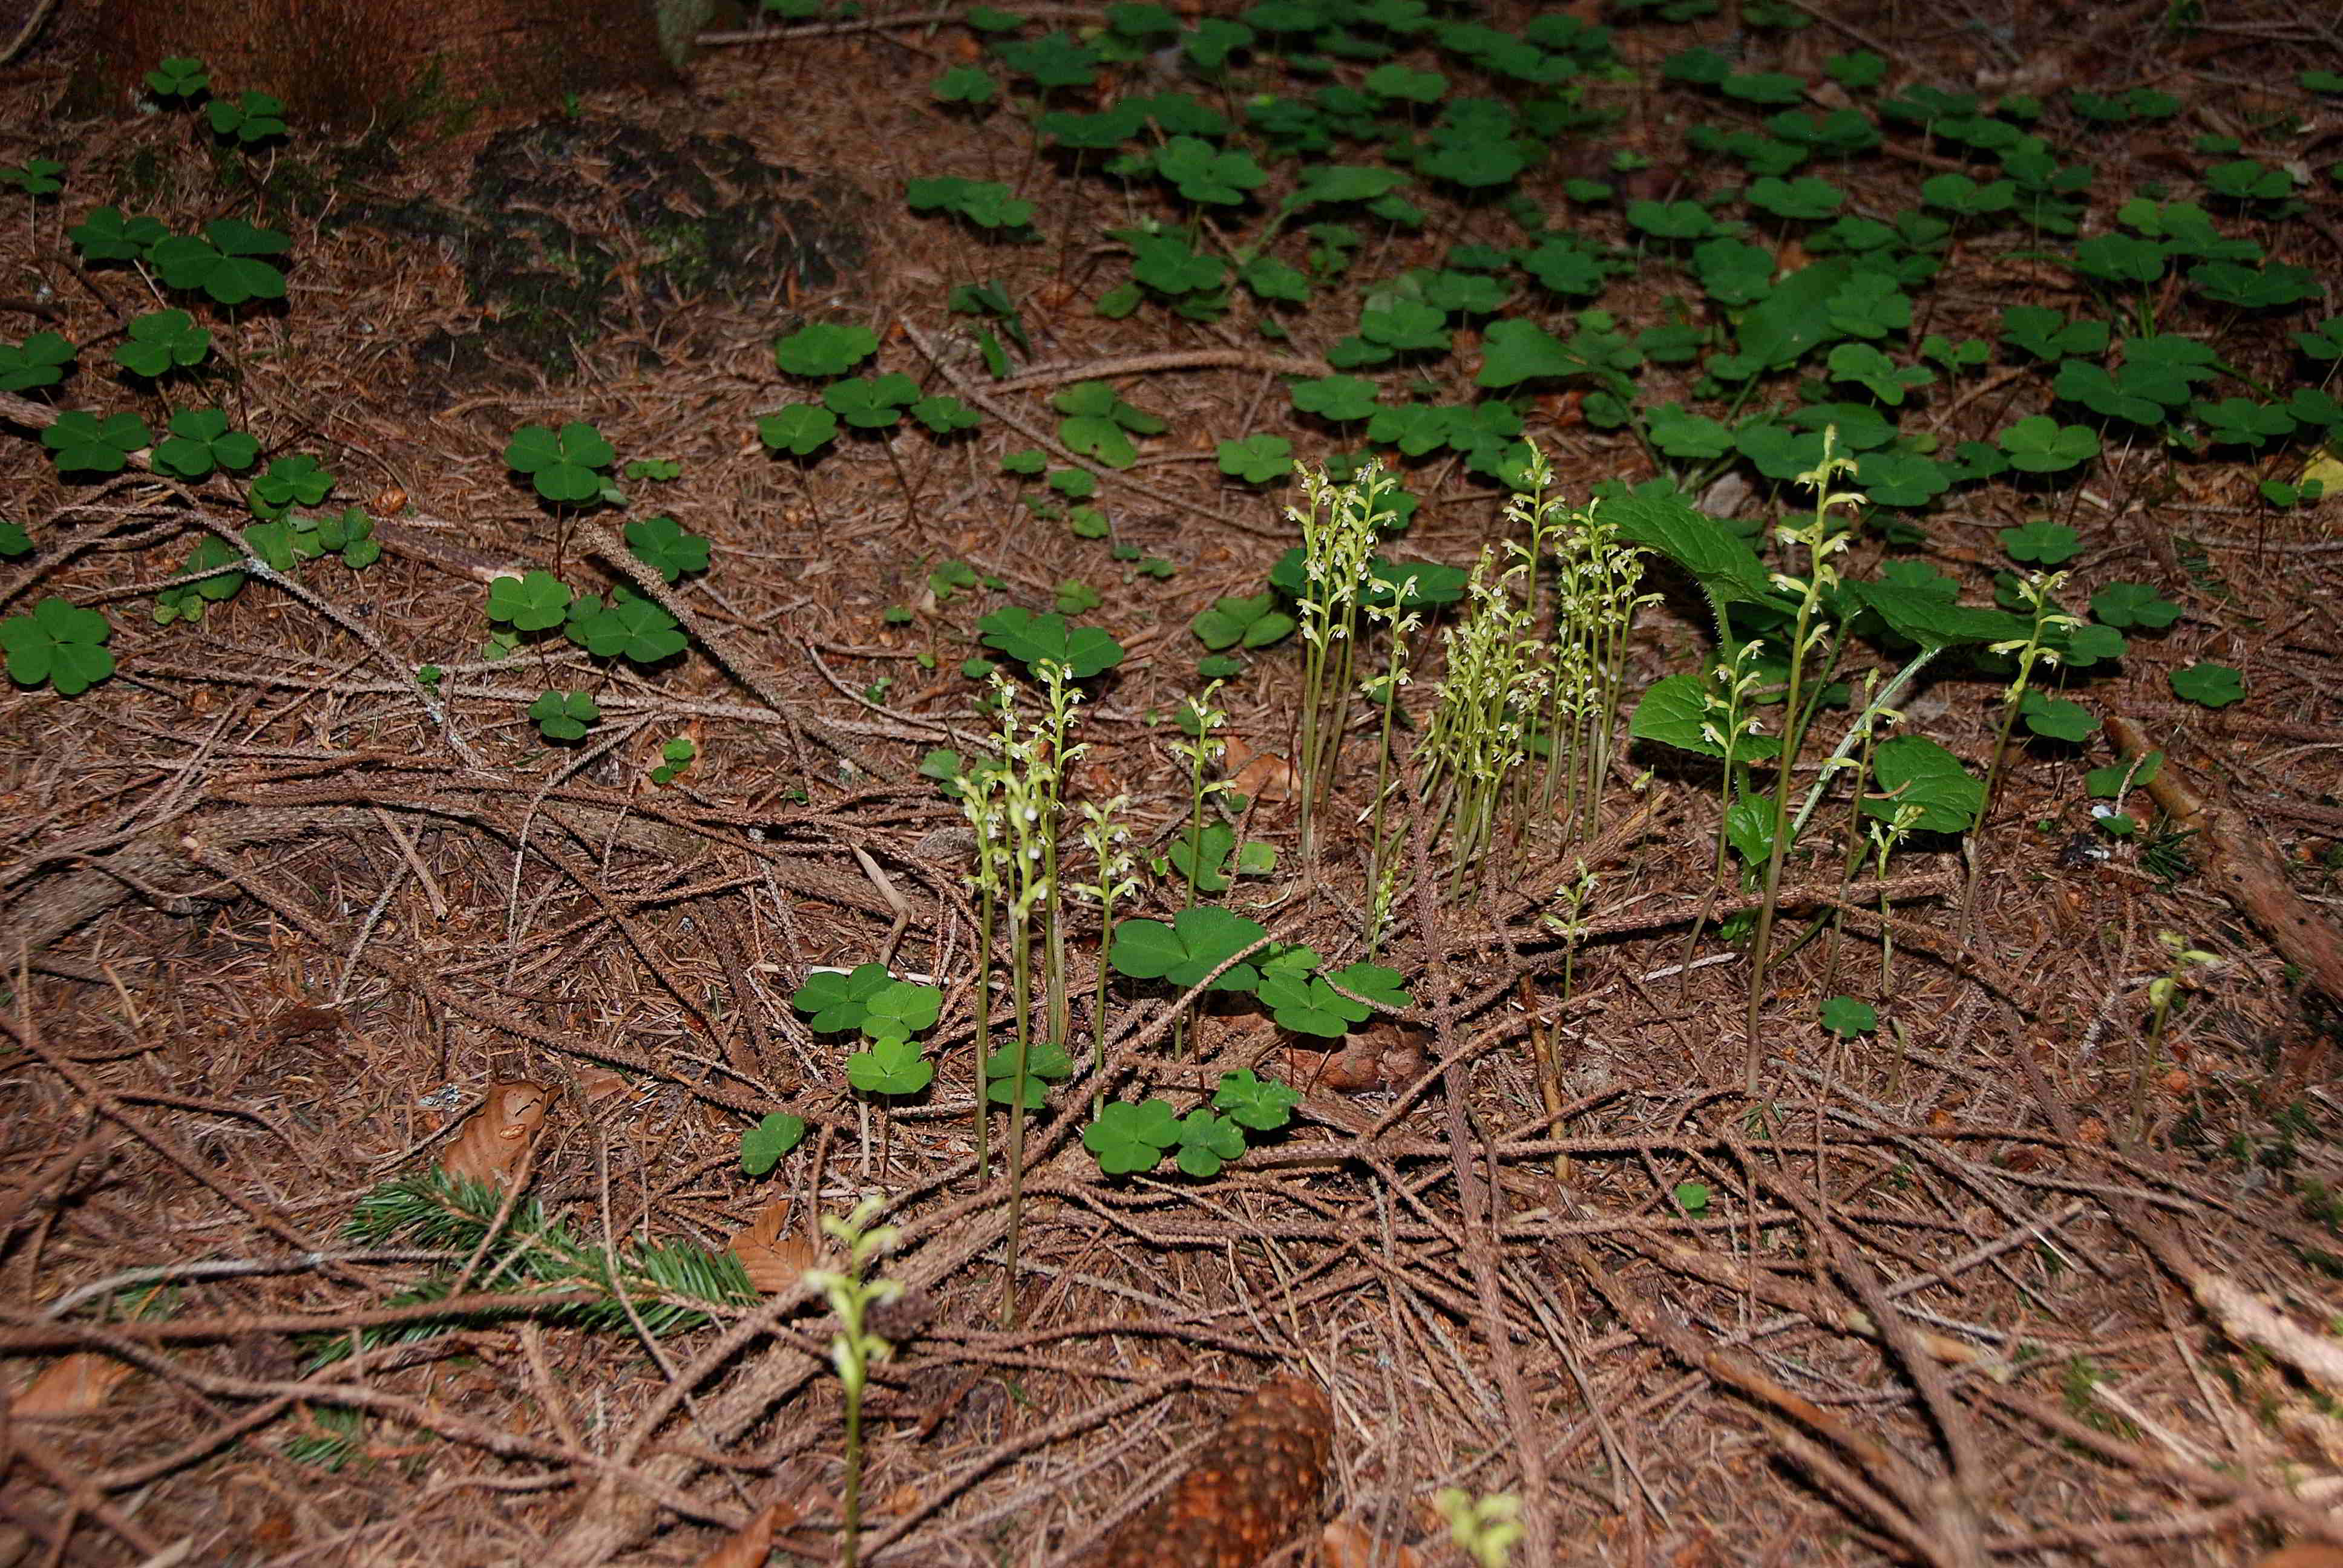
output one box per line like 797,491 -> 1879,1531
650,737 -> 696,786
1436,1489 -> 1523,1568
802,1194 -> 905,1568
1819,995 -> 1878,1037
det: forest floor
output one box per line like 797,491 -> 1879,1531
4,1 -> 2343,1565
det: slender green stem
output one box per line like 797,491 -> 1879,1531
1001,896 -> 1032,1328
1743,592 -> 1813,1098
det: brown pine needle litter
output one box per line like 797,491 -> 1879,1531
1087,1374 -> 1336,1568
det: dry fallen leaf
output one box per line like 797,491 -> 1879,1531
271,1004 -> 344,1044
575,1064 -> 629,1102
695,1503 -> 781,1568
1088,1374 -> 1335,1568
15,1352 -> 136,1416
1320,1518 -> 1422,1568
439,1080 -> 552,1186
1296,1021 -> 1426,1094
2252,1547 -> 2343,1568
730,1199 -> 818,1293
1221,736 -> 1297,803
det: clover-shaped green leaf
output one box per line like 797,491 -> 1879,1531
207,91 -> 286,145
2054,361 -> 2161,426
624,515 -> 710,582
2056,621 -> 2125,668
2169,662 -> 2243,708
1154,136 -> 1265,204
1290,374 -> 1379,422
2017,689 -> 2096,742
2088,581 -> 2179,630
505,421 -> 615,503
0,159 -> 63,196
757,405 -> 839,456
486,571 -> 573,632
905,176 -> 1035,230
2293,317 -> 2343,362
932,65 -> 997,104
1217,433 -> 1293,483
995,30 -> 1102,89
528,689 -> 600,741
0,597 -> 113,695
1173,1109 -> 1247,1177
572,595 -> 686,664
1191,591 -> 1295,651
739,1112 -> 807,1175
1126,233 -> 1224,296
1748,175 -> 1844,220
117,308 -> 212,378
68,206 -> 169,263
1627,198 -> 1723,241
1996,414 -> 2098,473
1360,297 -> 1447,351
2086,751 -> 2162,800
1999,519 -> 2079,564
1328,962 -> 1412,1011
793,962 -> 894,1034
308,507 -> 379,569
0,331 -> 74,392
1475,318 -> 1581,388
249,453 -> 335,518
1084,1097 -> 1181,1175
983,1039 -> 1074,1108
861,979 -> 943,1044
145,56 -> 209,99
1826,342 -> 1933,404
1820,995 -> 1878,1037
909,395 -> 982,435
1109,905 -> 1268,991
1213,1069 -> 1301,1132
975,606 -> 1124,678
773,321 -> 877,377
152,407 -> 258,479
1257,969 -> 1372,1037
823,373 -> 920,429
2192,396 -> 2295,449
149,218 -> 291,304
41,410 -> 151,476
649,736 -> 696,786
846,1036 -> 934,1096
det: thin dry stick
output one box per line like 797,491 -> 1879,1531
1398,762 -> 1559,1566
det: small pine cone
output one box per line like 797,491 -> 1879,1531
1089,1374 -> 1335,1568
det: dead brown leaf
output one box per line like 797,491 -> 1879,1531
439,1080 -> 552,1186
1320,1518 -> 1421,1568
730,1198 -> 818,1293
695,1503 -> 781,1568
2252,1548 -> 2343,1568
15,1352 -> 136,1416
575,1064 -> 629,1102
1222,735 -> 1297,804
1295,1021 -> 1426,1093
